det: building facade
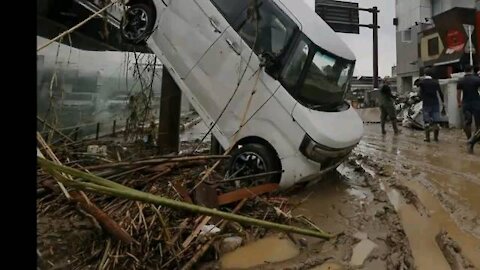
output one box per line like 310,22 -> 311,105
395,0 -> 476,93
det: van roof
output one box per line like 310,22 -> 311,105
275,0 -> 356,61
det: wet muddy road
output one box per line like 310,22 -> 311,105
219,124 -> 479,270
355,124 -> 480,269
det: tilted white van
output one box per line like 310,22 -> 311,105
119,0 -> 364,188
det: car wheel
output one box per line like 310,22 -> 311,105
225,143 -> 281,189
120,3 -> 155,44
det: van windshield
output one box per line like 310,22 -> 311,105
281,35 -> 355,110
299,50 -> 353,108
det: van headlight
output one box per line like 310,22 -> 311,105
299,134 -> 355,163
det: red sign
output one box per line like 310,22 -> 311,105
446,29 -> 466,53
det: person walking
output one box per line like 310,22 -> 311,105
379,77 -> 399,135
457,64 -> 480,140
468,129 -> 480,154
417,68 -> 445,142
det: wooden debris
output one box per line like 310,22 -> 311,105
37,131 -> 331,269
217,183 -> 279,206
182,216 -> 212,249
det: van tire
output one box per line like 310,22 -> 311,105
120,3 -> 155,44
226,143 -> 281,187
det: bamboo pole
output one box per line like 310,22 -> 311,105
37,158 -> 332,240
83,155 -> 230,170
37,116 -> 75,143
37,135 -> 134,244
181,199 -> 247,270
37,0 -> 118,52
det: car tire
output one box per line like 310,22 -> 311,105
226,143 -> 281,188
120,3 -> 155,44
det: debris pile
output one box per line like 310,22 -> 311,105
37,134 -> 327,269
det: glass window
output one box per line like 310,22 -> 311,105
236,0 -> 296,57
211,0 -> 248,26
299,50 -> 353,107
402,29 -> 412,42
281,39 -> 309,90
432,0 -> 442,16
428,37 -> 439,56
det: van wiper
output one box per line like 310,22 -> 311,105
308,103 -> 342,111
307,104 -> 329,110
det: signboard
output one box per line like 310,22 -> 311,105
315,0 -> 360,34
418,7 -> 476,68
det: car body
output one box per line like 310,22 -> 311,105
120,0 -> 364,188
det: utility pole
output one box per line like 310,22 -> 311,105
372,6 -> 379,90
315,2 -> 380,91
476,0 -> 480,64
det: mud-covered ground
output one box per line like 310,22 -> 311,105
37,121 -> 480,269
219,124 -> 480,270
356,124 -> 480,269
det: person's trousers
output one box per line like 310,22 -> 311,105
380,104 -> 397,129
462,102 -> 480,139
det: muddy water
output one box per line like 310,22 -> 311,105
220,236 -> 299,269
358,124 -> 480,269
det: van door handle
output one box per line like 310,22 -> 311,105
226,39 -> 241,55
209,17 -> 221,33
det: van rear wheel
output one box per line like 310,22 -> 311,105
120,3 -> 155,44
225,143 -> 281,189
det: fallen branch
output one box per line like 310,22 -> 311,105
38,158 -> 333,240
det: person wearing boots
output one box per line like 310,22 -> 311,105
379,77 -> 399,135
457,65 -> 480,140
468,129 -> 480,154
417,68 -> 445,142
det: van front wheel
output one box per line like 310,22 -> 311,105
120,3 -> 155,44
226,143 -> 280,188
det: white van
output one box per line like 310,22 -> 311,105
119,0 -> 364,188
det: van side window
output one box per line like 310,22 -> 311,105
281,39 -> 309,91
236,0 -> 296,58
211,0 -> 247,27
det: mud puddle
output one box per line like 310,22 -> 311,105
220,235 -> 300,269
218,160 -> 414,270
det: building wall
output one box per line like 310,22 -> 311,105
396,26 -> 421,75
395,0 -> 475,93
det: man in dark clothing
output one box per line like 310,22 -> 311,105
457,65 -> 480,140
417,69 -> 445,142
379,78 -> 399,135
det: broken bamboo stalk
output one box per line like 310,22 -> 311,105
215,170 -> 282,184
37,133 -> 71,199
83,155 -> 229,170
180,199 -> 248,270
37,0 -> 117,52
37,116 -> 75,144
37,158 -> 332,240
37,133 -> 134,244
